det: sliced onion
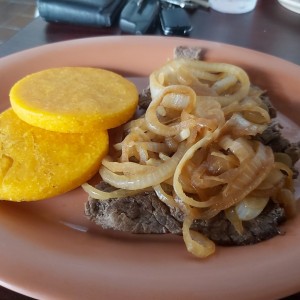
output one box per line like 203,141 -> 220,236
274,161 -> 294,190
157,105 -> 166,116
145,85 -> 197,137
211,75 -> 238,94
158,152 -> 170,161
150,59 -> 251,107
182,216 -> 215,258
208,142 -> 274,213
257,168 -> 284,190
177,66 -> 218,96
99,143 -> 187,190
235,196 -> 269,221
164,136 -> 179,152
192,170 -> 237,189
193,98 -> 225,127
206,151 -> 239,174
81,183 -> 148,200
175,128 -> 191,142
123,118 -> 146,131
219,136 -> 255,162
223,97 -> 270,125
274,152 -> 293,168
136,141 -> 172,154
222,113 -> 267,136
225,207 -> 244,234
177,64 -> 220,82
102,158 -> 155,173
274,188 -> 297,218
161,93 -> 191,110
153,184 -> 177,208
173,130 -> 220,208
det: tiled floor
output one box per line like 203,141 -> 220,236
0,0 -> 38,45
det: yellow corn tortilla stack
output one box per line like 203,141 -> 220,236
9,67 -> 139,133
0,108 -> 108,201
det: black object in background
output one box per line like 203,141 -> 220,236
119,0 -> 160,34
37,0 -> 125,28
160,6 -> 193,36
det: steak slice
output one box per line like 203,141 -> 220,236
256,121 -> 300,178
85,182 -> 182,234
173,46 -> 203,60
191,204 -> 286,246
138,87 -> 152,110
85,182 -> 286,246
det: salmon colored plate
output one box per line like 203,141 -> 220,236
0,36 -> 300,300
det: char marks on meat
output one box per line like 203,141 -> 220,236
85,182 -> 286,246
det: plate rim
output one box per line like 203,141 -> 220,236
0,35 -> 300,300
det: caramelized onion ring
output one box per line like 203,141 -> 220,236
99,143 -> 187,190
150,58 -> 250,107
145,85 -> 197,137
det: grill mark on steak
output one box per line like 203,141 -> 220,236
85,182 -> 286,246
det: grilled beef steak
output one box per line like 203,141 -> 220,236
85,47 -> 299,247
85,89 -> 298,246
85,82 -> 298,247
85,182 -> 286,246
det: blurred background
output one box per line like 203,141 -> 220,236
0,0 -> 38,45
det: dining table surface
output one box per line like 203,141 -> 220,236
0,0 -> 300,299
